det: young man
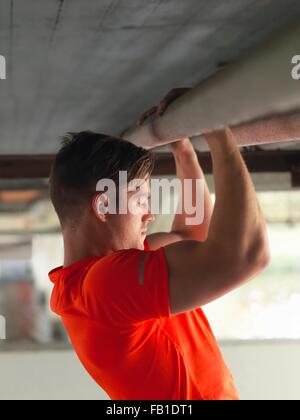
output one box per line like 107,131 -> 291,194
48,94 -> 270,400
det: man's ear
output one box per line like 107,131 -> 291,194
92,193 -> 109,222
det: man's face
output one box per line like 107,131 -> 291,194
105,177 -> 155,250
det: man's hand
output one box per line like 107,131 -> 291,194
166,137 -> 194,154
135,87 -> 193,153
121,88 -> 191,148
136,88 -> 190,125
136,88 -> 214,250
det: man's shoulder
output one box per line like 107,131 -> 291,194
85,247 -> 146,285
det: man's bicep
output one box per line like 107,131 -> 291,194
163,239 -> 259,316
146,232 -> 185,251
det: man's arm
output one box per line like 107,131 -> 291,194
163,128 -> 270,314
146,137 -> 213,250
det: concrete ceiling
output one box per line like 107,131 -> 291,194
1,0 -> 300,155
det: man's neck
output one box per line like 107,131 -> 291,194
63,228 -> 108,268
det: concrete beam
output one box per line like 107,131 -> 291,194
153,150 -> 300,176
122,24 -> 300,149
0,150 -> 300,179
0,155 -> 54,179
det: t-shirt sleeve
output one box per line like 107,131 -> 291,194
84,246 -> 171,325
143,238 -> 150,251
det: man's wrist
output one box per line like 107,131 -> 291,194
170,138 -> 195,156
172,143 -> 198,165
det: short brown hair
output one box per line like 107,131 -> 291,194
49,131 -> 155,228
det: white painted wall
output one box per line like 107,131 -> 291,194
221,340 -> 300,400
0,350 -> 107,400
0,341 -> 300,400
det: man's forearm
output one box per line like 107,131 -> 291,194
204,128 -> 269,263
170,138 -> 213,241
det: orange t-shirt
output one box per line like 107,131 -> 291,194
49,240 -> 239,400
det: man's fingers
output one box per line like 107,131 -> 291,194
157,88 -> 190,115
157,91 -> 176,115
136,106 -> 157,125
157,100 -> 167,115
136,88 -> 191,125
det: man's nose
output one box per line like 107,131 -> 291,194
144,206 -> 155,222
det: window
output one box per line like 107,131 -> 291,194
204,191 -> 300,339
